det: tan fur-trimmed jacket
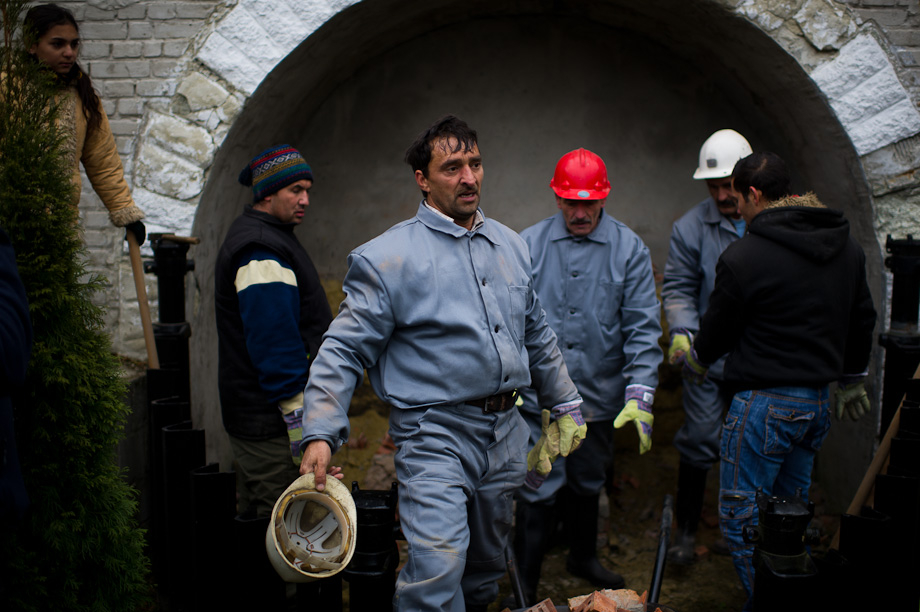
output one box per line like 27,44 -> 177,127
62,86 -> 144,227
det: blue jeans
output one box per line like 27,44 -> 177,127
719,386 -> 830,606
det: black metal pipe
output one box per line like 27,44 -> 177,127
344,481 -> 400,610
146,392 -> 189,585
144,235 -> 194,324
505,546 -> 526,609
161,420 -> 206,611
648,493 -> 673,604
190,463 -> 237,611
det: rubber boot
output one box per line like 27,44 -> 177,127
501,501 -> 554,608
565,493 -> 625,589
667,461 -> 707,566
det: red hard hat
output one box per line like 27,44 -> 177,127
550,148 -> 611,200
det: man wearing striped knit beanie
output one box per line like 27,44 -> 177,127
215,144 -> 334,521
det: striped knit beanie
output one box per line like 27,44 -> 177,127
239,145 -> 313,203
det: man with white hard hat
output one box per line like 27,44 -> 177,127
661,129 -> 752,564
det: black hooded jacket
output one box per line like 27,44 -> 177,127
694,193 -> 876,393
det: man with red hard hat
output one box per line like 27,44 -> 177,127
509,148 -> 662,603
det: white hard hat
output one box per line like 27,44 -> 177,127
693,129 -> 753,180
265,473 -> 357,582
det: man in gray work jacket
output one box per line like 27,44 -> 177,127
661,129 -> 752,564
511,148 -> 662,603
298,115 -> 584,612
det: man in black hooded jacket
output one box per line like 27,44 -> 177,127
678,152 -> 876,607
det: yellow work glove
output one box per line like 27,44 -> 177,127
614,385 -> 655,454
525,409 -> 560,489
678,345 -> 709,385
553,402 -> 587,457
834,380 -> 870,421
667,331 -> 691,365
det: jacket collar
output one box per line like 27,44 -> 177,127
549,210 -> 609,244
243,206 -> 296,233
415,202 -> 502,245
702,197 -> 740,234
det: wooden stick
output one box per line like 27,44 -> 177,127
127,232 -> 159,369
830,362 -> 920,549
159,234 -> 200,245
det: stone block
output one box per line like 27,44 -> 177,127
135,142 -> 205,200
214,6 -> 287,67
116,136 -> 134,155
886,27 -> 920,47
874,188 -> 920,246
811,33 -> 920,154
794,0 -> 858,51
116,4 -> 147,20
196,31 -> 265,95
163,40 -> 191,57
862,134 -> 920,194
101,98 -> 116,116
153,20 -> 202,39
79,21 -> 128,40
142,41 -> 163,58
857,7 -> 908,25
80,41 -> 112,60
112,41 -> 144,58
117,98 -> 144,116
137,79 -> 174,97
105,80 -> 135,98
144,111 -> 216,165
176,2 -> 217,19
109,118 -> 141,136
88,59 -> 151,78
133,187 -> 198,237
176,72 -> 230,110
83,6 -> 117,20
128,21 -> 154,39
147,4 -> 178,19
151,60 -> 181,78
238,0 -> 321,51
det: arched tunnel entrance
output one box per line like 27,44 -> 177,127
189,0 -> 881,510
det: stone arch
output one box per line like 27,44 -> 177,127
152,0 -> 917,504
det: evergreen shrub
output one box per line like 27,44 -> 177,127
0,1 -> 151,609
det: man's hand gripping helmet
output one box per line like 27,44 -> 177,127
265,473 -> 357,582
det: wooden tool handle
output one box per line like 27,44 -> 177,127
127,232 -> 159,369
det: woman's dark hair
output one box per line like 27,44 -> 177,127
24,3 -> 102,131
732,151 -> 790,202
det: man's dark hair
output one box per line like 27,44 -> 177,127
732,151 -> 790,201
404,115 -> 478,176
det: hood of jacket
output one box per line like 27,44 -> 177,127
748,192 -> 850,263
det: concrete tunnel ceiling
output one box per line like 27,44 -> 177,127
189,0 -> 881,496
194,0 -> 875,283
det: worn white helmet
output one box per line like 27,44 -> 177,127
265,473 -> 357,582
693,129 -> 752,180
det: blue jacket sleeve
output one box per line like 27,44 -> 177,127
662,219 -> 703,335
235,246 -> 310,404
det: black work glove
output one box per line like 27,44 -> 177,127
125,220 -> 146,246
